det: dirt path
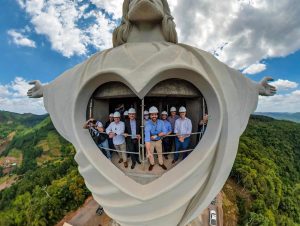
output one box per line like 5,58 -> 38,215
216,193 -> 223,226
0,132 -> 15,155
56,196 -> 111,226
0,175 -> 17,192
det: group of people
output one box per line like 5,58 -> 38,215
143,106 -> 192,171
84,109 -> 141,169
84,106 -> 208,171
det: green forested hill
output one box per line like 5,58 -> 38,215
255,112 -> 300,123
224,115 -> 300,226
0,111 -> 48,140
0,111 -> 48,126
0,112 -> 89,225
0,112 -> 299,226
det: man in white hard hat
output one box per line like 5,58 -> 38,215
173,106 -> 192,164
124,108 -> 142,169
167,106 -> 180,131
144,110 -> 150,122
106,112 -> 128,168
167,106 -> 180,154
161,111 -> 172,159
105,113 -> 114,128
105,113 -> 115,150
123,110 -> 129,121
145,106 -> 167,171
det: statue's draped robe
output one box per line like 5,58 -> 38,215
43,42 -> 258,226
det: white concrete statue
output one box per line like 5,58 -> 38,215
28,0 -> 276,226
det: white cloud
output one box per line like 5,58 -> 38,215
85,11 -> 116,51
0,77 -> 46,115
0,85 -> 11,97
257,90 -> 300,112
270,79 -> 298,91
16,0 -> 300,69
17,0 -> 116,58
171,0 -> 300,70
90,0 -> 123,19
7,29 -> 36,48
243,63 -> 266,74
257,79 -> 299,112
16,0 -> 25,8
29,0 -> 87,57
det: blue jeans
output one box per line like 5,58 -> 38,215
162,137 -> 171,156
174,137 -> 190,161
98,139 -> 112,160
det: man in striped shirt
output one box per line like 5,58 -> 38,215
106,112 -> 128,168
173,106 -> 192,163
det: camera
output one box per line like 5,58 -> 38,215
88,119 -> 97,128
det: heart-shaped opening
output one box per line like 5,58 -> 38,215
73,68 -> 222,201
84,78 -> 208,185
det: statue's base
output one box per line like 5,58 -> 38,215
61,193 -> 222,226
108,192 -> 223,226
108,217 -> 204,226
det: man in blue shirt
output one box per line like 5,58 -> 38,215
167,106 -> 180,132
161,111 -> 172,159
145,106 -> 168,171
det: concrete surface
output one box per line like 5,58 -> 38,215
62,194 -> 223,226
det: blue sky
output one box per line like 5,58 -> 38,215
254,51 -> 300,84
0,0 -> 300,114
0,0 -> 107,84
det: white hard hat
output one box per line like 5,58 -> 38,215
124,111 -> 128,116
113,112 -> 121,117
109,113 -> 114,117
149,106 -> 159,114
170,106 -> 176,112
161,111 -> 168,115
144,110 -> 149,115
128,108 -> 136,114
179,106 -> 187,113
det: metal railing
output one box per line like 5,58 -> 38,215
94,131 -> 204,156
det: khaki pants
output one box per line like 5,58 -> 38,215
149,140 -> 163,165
115,143 -> 127,162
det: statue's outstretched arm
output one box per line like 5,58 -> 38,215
257,77 -> 277,96
27,80 -> 43,98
